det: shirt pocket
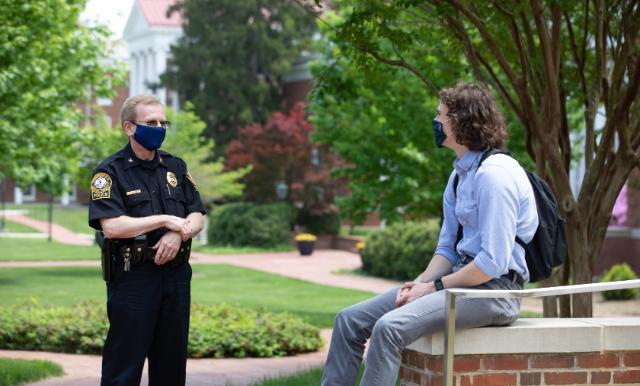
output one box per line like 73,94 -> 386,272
124,191 -> 152,217
166,187 -> 186,218
455,198 -> 479,229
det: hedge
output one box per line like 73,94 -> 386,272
360,221 -> 440,281
0,302 -> 322,358
208,202 -> 293,247
600,263 -> 639,300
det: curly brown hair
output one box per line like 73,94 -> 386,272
439,82 -> 507,150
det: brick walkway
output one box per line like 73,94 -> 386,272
0,330 -> 332,386
3,213 -> 92,246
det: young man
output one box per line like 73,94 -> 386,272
321,83 -> 539,386
89,94 -> 206,385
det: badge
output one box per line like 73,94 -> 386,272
167,171 -> 178,188
186,171 -> 199,191
91,172 -> 112,200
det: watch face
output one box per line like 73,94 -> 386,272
435,279 -> 444,291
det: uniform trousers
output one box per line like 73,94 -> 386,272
321,276 -> 522,386
101,259 -> 192,386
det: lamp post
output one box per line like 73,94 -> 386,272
275,181 -> 288,201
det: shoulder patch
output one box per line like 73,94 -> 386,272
167,171 -> 178,188
186,171 -> 199,192
91,172 -> 112,200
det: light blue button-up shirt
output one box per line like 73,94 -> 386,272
434,150 -> 539,282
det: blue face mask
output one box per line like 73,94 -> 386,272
133,123 -> 166,151
432,119 -> 449,148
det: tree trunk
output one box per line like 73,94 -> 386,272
559,259 -> 572,317
565,208 -> 593,316
0,178 -> 6,231
48,195 -> 53,243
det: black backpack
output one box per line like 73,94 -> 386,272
453,148 -> 566,282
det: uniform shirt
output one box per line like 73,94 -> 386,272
88,143 -> 206,244
434,150 -> 539,282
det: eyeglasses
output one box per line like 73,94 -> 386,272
130,120 -> 171,129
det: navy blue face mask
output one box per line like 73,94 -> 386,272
132,123 -> 166,151
432,118 -> 449,148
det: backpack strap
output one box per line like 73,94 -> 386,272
453,147 -> 512,252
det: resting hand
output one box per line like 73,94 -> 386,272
396,282 -> 435,307
164,216 -> 191,240
395,282 -> 417,307
152,231 -> 182,265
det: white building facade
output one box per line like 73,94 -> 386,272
123,0 -> 182,111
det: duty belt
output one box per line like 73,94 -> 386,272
114,237 -> 192,271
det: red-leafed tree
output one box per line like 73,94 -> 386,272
226,103 -> 344,233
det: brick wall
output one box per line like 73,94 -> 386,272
400,350 -> 640,386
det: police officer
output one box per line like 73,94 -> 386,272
89,94 -> 206,386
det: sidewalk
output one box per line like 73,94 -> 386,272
0,330 -> 333,386
2,213 -> 92,246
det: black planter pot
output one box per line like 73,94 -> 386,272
297,241 -> 315,256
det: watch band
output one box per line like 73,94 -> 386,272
434,278 -> 444,291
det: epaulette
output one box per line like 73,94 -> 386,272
96,149 -> 125,170
158,150 -> 186,166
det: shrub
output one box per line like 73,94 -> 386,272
600,263 -> 639,300
297,211 -> 341,235
360,221 -> 440,281
208,202 -> 293,247
0,302 -> 322,358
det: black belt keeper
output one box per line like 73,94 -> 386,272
460,253 -> 524,287
502,269 -> 525,287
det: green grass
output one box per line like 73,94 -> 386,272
0,264 -> 373,328
0,238 -> 99,261
0,358 -> 63,386
520,310 -> 543,318
195,244 -> 295,254
247,367 -> 325,386
0,219 -> 40,233
5,203 -> 90,234
245,366 -> 399,386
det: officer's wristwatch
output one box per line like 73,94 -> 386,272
434,278 -> 445,291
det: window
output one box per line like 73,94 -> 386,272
21,185 -> 36,201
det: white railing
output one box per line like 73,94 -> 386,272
443,279 -> 640,386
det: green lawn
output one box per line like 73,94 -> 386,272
0,358 -> 63,386
0,237 -> 295,262
0,264 -> 373,328
0,219 -> 40,233
195,244 -> 295,254
245,366 -> 399,386
0,238 -> 99,261
6,203 -> 90,234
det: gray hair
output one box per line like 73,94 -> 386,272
120,94 -> 163,126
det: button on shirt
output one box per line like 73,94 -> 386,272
434,150 -> 539,282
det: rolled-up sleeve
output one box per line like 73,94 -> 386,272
472,165 -> 519,278
434,171 -> 460,265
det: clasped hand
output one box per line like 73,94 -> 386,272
164,215 -> 193,241
152,231 -> 183,265
395,281 -> 435,307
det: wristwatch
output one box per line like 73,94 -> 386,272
434,278 -> 445,291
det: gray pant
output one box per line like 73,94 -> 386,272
321,276 -> 521,386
